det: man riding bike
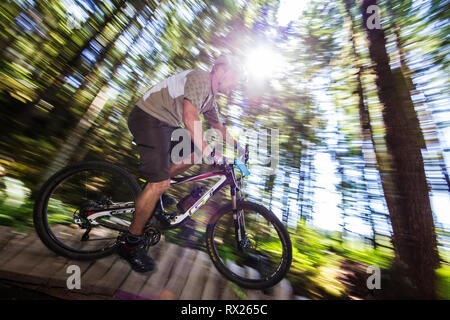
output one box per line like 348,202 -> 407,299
118,55 -> 246,272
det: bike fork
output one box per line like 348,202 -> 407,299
231,187 -> 249,251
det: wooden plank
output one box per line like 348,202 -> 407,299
0,226 -> 17,251
75,254 -> 118,294
294,295 -> 310,300
179,250 -> 210,300
139,242 -> 180,299
91,258 -> 131,296
0,232 -> 34,267
1,279 -> 116,300
0,232 -> 50,282
7,226 -> 75,285
116,241 -> 166,298
161,247 -> 197,299
201,260 -> 223,300
244,267 -> 264,300
220,261 -> 245,300
272,279 -> 293,300
0,226 -> 97,285
97,232 -> 173,295
46,259 -> 94,288
36,286 -> 117,300
43,225 -> 117,290
19,250 -> 68,285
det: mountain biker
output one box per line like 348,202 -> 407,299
118,55 -> 246,272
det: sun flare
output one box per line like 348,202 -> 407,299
244,46 -> 287,81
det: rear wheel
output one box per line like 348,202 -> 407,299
33,161 -> 141,260
205,201 -> 292,289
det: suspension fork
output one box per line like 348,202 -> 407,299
231,186 -> 248,251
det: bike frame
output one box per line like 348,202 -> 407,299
86,161 -> 247,245
164,163 -> 242,225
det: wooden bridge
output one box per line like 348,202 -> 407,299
0,225 -> 299,300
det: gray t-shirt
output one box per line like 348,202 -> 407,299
135,68 -> 222,127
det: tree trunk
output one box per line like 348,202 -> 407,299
54,0 -> 147,102
37,4 -> 161,187
343,0 -> 379,250
38,86 -> 109,187
361,0 -> 439,299
62,1 -> 160,119
72,106 -> 115,163
14,0 -> 128,129
391,21 -> 450,191
281,170 -> 290,224
296,150 -> 305,221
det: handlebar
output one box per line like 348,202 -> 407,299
209,145 -> 250,177
210,144 -> 249,166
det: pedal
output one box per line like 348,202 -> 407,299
152,203 -> 174,224
155,211 -> 177,225
165,211 -> 177,219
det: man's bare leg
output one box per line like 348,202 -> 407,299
129,179 -> 169,235
128,152 -> 199,235
117,179 -> 169,272
129,152 -> 195,235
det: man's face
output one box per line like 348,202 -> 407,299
217,68 -> 239,96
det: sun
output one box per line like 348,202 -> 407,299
277,0 -> 308,26
244,45 -> 287,82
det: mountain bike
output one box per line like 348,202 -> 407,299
33,150 -> 292,289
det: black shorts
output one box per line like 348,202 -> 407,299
127,106 -> 197,182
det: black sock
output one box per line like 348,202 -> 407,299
125,232 -> 142,246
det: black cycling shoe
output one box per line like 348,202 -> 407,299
117,233 -> 156,273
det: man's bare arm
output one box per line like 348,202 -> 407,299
183,98 -> 214,157
209,120 -> 238,150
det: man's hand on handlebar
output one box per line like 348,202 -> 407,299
204,149 -> 225,166
204,144 -> 249,166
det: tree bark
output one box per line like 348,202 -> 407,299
38,86 -> 109,187
361,0 -> 439,298
55,0 -> 148,101
38,4 -> 160,187
343,0 -> 379,250
13,0 -> 128,130
391,21 -> 449,191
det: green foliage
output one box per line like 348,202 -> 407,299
436,265 -> 450,300
0,196 -> 33,232
0,0 -> 448,299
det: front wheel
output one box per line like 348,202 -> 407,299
205,201 -> 292,290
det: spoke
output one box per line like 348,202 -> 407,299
213,208 -> 285,281
45,166 -> 137,255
